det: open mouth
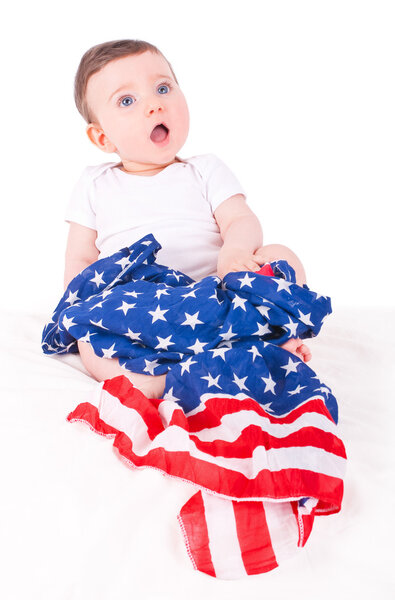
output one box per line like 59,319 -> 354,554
150,123 -> 169,144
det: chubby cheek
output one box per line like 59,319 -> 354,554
112,121 -> 142,153
174,100 -> 190,142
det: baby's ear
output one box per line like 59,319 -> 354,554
86,123 -> 117,154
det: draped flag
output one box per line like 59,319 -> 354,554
42,233 -> 346,579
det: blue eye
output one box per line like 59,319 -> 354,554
120,96 -> 134,107
158,83 -> 170,94
118,82 -> 172,107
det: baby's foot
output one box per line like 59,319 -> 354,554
280,337 -> 312,362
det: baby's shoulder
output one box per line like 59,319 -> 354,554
184,153 -> 226,178
76,161 -> 120,186
185,152 -> 221,167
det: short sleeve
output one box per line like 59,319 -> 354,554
64,167 -> 97,230
203,154 -> 247,213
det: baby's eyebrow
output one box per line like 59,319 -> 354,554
108,74 -> 173,103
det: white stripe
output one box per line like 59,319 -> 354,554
197,392 -> 328,418
161,399 -> 338,441
263,501 -> 299,564
187,409 -> 338,442
99,390 -> 346,481
202,492 -> 247,579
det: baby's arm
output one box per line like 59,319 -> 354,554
214,197 -> 311,362
214,194 -> 263,279
64,222 -> 100,290
64,223 -> 167,397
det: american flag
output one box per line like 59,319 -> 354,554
42,233 -> 346,579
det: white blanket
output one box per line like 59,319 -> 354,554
1,306 -> 394,598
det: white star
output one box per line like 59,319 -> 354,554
125,328 -> 142,341
288,384 -> 307,396
274,278 -> 293,294
253,322 -> 272,336
181,311 -> 203,330
89,319 -> 109,330
169,270 -> 183,281
65,290 -> 80,305
284,317 -> 299,336
261,373 -> 277,394
314,385 -> 331,396
78,331 -> 94,343
124,290 -> 142,298
116,301 -> 136,315
181,289 -> 197,300
143,358 -> 160,375
201,372 -> 221,388
155,288 -> 170,299
62,315 -> 75,330
88,300 -> 104,311
90,270 -> 105,287
297,310 -> 314,326
101,343 -> 117,359
179,355 -> 198,375
232,295 -> 248,311
233,373 -> 249,391
248,345 -> 262,362
219,325 -> 237,341
280,357 -> 300,376
256,304 -> 271,319
237,273 -> 256,288
102,289 -> 113,299
155,335 -> 175,350
218,341 -> 235,349
115,256 -> 131,269
148,305 -> 169,323
163,386 -> 181,402
187,338 -> 208,354
209,347 -> 231,360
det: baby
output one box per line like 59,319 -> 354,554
64,39 -> 311,399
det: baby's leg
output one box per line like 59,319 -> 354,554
253,244 -> 307,286
77,340 -> 167,399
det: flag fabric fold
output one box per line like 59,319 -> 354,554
42,233 -> 346,579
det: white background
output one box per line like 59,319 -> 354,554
1,0 -> 394,313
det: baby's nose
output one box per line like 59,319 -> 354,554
146,98 -> 165,116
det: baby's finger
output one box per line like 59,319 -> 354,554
298,344 -> 312,362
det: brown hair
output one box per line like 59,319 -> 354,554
74,39 -> 179,124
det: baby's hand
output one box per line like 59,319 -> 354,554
280,337 -> 312,362
217,246 -> 262,280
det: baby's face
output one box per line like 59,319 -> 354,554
85,51 -> 189,169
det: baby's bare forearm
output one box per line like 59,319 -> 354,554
64,259 -> 92,291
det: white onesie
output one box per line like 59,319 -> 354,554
64,153 -> 247,281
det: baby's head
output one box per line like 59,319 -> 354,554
74,39 -> 190,173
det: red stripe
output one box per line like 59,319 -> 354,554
69,405 -> 343,511
178,491 -> 216,577
186,397 -> 336,432
103,376 -> 168,439
99,380 -> 345,462
190,424 -> 346,459
66,402 -> 119,436
233,501 -> 278,574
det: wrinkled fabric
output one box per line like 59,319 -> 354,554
42,233 -> 346,578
